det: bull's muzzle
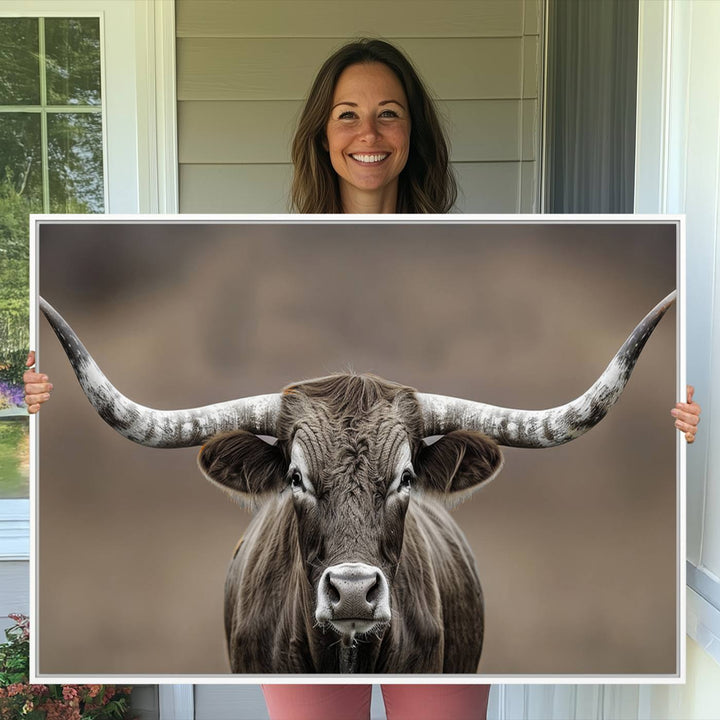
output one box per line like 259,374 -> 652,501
315,562 -> 391,635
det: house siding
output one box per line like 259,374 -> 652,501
175,0 -> 542,213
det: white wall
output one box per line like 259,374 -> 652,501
635,0 -> 720,712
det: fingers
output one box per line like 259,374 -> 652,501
23,354 -> 53,412
671,407 -> 700,427
673,417 -> 697,442
671,386 -> 701,443
25,397 -> 50,413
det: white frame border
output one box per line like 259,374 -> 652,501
29,213 -> 685,686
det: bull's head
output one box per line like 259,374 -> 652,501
38,291 -> 676,667
196,375 -> 503,647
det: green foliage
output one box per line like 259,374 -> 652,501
0,180 -> 31,384
0,15 -> 105,381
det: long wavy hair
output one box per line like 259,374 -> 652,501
291,38 -> 457,213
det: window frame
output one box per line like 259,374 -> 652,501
0,0 -> 177,554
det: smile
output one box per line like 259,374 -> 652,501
349,153 -> 389,164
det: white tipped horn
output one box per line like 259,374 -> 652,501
40,297 -> 280,447
417,291 -> 676,447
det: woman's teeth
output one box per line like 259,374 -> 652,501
351,153 -> 389,163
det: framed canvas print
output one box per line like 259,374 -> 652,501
30,216 -> 682,683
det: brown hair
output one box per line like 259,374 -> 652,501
291,38 -> 457,213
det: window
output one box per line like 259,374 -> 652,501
0,0 -> 177,564
0,16 -> 105,508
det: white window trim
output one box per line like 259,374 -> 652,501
159,686 -> 194,720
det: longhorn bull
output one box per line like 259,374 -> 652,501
39,292 -> 675,673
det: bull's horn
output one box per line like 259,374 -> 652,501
417,291 -> 676,448
39,297 -> 280,447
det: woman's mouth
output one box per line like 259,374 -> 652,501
349,153 -> 390,164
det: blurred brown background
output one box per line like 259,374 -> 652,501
36,220 -> 677,677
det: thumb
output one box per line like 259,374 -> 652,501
687,385 -> 695,404
26,350 -> 36,368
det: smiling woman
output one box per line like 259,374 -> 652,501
291,38 -> 456,214
325,63 -> 411,213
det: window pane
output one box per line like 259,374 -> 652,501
0,113 -> 38,500
0,113 -> 43,206
47,113 -> 104,212
0,18 -> 40,105
45,18 -> 101,106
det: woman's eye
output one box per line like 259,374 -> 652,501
379,110 -> 399,118
338,111 -> 356,120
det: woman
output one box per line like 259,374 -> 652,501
24,38 -> 700,720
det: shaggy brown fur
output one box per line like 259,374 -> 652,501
198,373 -> 502,673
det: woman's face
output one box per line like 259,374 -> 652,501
325,62 -> 411,210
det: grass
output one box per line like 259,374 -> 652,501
0,417 -> 29,498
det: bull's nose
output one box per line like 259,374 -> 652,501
315,562 -> 391,629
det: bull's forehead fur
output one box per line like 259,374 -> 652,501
277,373 -> 423,486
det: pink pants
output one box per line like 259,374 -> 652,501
262,684 -> 490,720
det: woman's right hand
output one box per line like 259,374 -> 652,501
23,351 -> 53,413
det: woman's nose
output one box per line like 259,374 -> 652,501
358,117 -> 379,141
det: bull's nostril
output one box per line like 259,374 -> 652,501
327,580 -> 341,605
366,573 -> 380,605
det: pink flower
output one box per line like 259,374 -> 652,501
61,686 -> 78,701
6,683 -> 25,697
86,684 -> 102,698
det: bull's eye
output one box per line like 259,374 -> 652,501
290,469 -> 304,491
400,470 -> 413,490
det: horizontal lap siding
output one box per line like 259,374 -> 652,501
176,1 -> 528,38
176,0 -> 542,213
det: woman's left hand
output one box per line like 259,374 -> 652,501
671,385 -> 701,443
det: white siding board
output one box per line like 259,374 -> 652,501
524,0 -> 542,36
0,561 -> 29,634
177,37 -> 337,101
194,685 -> 269,720
443,100 -> 522,161
180,164 -> 293,212
453,161 -> 520,212
520,159 -> 539,212
522,33 -> 540,98
178,100 -> 299,163
384,38 -> 524,100
179,99 -> 527,164
177,37 -> 524,101
181,162 -> 522,214
177,0 -> 527,38
521,98 -> 538,160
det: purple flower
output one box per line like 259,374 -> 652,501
0,380 -> 24,407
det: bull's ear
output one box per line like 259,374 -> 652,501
198,430 -> 286,504
414,430 -> 503,503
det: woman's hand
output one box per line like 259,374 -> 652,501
23,351 -> 53,414
671,385 -> 701,443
